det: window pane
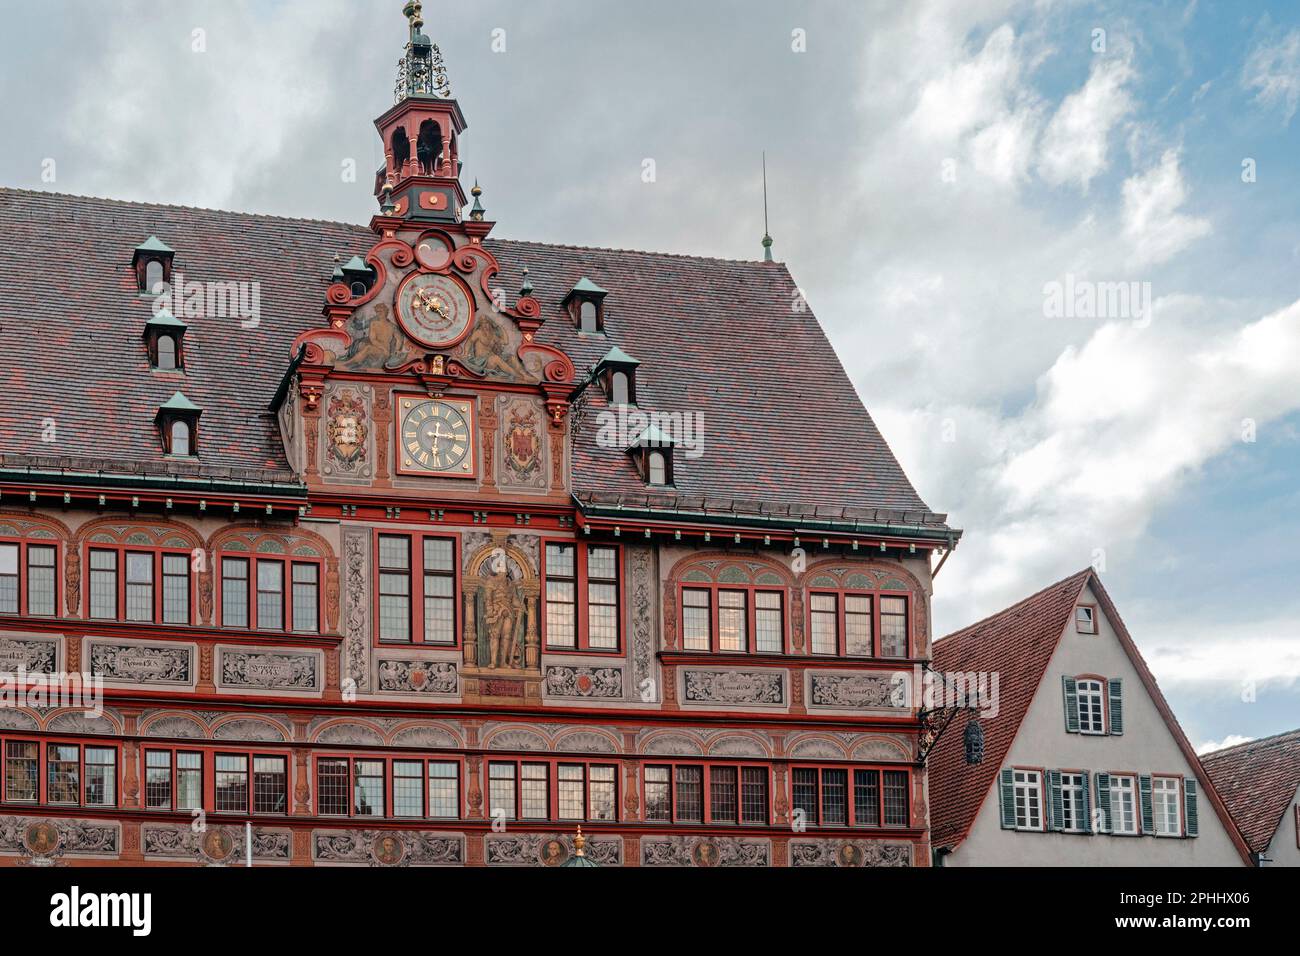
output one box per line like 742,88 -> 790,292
645,766 -> 671,822
125,552 -> 154,622
160,553 -> 190,624
489,763 -> 517,819
558,764 -> 585,820
709,766 -> 738,823
880,596 -> 908,658
587,546 -> 617,580
215,755 -> 249,813
5,741 -> 38,801
587,581 -> 619,649
883,770 -> 909,826
545,545 -> 576,648
89,549 -> 118,619
1077,680 -> 1105,734
521,764 -> 548,820
177,752 -> 203,811
682,588 -> 711,651
423,538 -> 454,572
810,594 -> 838,654
256,561 -> 284,631
0,543 -> 17,613
422,538 -> 455,644
718,591 -> 747,652
741,767 -> 769,824
26,545 -> 56,616
47,744 -> 80,804
822,769 -> 848,825
291,563 -> 319,633
146,750 -> 173,809
317,758 -> 349,816
754,591 -> 783,653
253,756 -> 287,814
85,747 -> 116,807
845,595 -> 872,656
854,769 -> 881,827
792,768 -> 819,823
353,760 -> 384,816
428,762 -> 459,819
589,765 -> 617,822
379,537 -> 411,642
393,761 -> 424,817
674,766 -> 703,823
221,557 -> 249,628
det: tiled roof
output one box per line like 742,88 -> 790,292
0,188 -> 947,526
929,569 -> 1090,849
1202,728 -> 1300,854
929,569 -> 1251,864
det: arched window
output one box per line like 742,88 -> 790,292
144,260 -> 164,294
156,335 -> 176,370
610,371 -> 629,406
171,420 -> 191,457
417,120 -> 443,175
350,281 -> 368,298
579,301 -> 599,334
648,451 -> 667,486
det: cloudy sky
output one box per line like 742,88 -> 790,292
2,0 -> 1297,750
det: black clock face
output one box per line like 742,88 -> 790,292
400,399 -> 474,475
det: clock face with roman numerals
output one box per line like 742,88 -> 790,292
398,398 -> 476,477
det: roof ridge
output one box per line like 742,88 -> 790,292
0,186 -> 373,233
935,566 -> 1092,646
488,235 -> 779,268
1201,726 -> 1300,759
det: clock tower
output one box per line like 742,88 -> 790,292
373,1 -> 468,223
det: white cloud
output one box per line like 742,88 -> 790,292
1197,735 -> 1256,755
1121,149 -> 1212,266
1243,28 -> 1300,123
1038,50 -> 1136,189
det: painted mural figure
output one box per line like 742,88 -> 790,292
479,571 -> 524,669
339,303 -> 413,370
460,312 -> 529,380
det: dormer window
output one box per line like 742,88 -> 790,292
628,425 -> 675,487
156,391 -> 202,458
341,256 -> 376,298
596,346 -> 640,407
132,235 -> 175,295
563,277 -> 609,334
143,308 -> 188,371
1075,605 -> 1097,634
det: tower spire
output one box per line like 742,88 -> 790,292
395,2 -> 452,102
761,152 -> 774,263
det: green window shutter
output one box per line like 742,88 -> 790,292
1139,775 -> 1154,835
1048,770 -> 1064,831
999,769 -> 1016,829
1062,677 -> 1079,733
1094,772 -> 1112,834
1184,778 -> 1199,837
1080,771 -> 1092,835
1107,678 -> 1124,735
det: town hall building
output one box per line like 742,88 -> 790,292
0,4 -> 958,866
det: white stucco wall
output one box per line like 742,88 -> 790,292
1263,782 -> 1300,866
946,583 -> 1245,866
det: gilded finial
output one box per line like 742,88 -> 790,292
574,825 -> 586,857
469,180 -> 485,221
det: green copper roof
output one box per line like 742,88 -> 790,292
159,391 -> 202,413
560,853 -> 599,867
145,308 -> 188,329
341,255 -> 370,273
598,346 -> 640,368
134,235 -> 174,255
570,276 -> 608,296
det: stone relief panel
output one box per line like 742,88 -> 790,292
313,830 -> 464,867
788,840 -> 912,868
543,664 -> 623,700
142,824 -> 291,864
377,658 -> 459,696
211,716 -> 288,742
485,832 -> 622,867
86,638 -> 194,687
641,835 -> 771,867
218,647 -> 322,693
638,730 -> 706,756
0,816 -> 119,862
321,384 -> 374,481
626,544 -> 658,701
342,527 -> 371,693
682,669 -> 785,707
809,672 -> 909,711
0,634 -> 58,674
141,713 -> 208,739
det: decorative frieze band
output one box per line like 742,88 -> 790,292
86,638 -> 194,687
0,635 -> 58,674
682,669 -> 784,706
808,672 -> 908,710
377,659 -> 459,695
641,835 -> 771,867
312,829 -> 464,866
217,646 -> 322,693
543,664 -> 623,700
788,840 -> 912,867
485,832 -> 622,866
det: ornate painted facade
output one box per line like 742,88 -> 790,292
0,4 -> 958,867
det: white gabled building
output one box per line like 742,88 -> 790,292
929,569 -> 1251,866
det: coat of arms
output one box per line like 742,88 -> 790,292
326,390 -> 369,472
504,405 -> 541,481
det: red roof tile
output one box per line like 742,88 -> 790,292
1202,728 -> 1300,854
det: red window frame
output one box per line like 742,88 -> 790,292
0,736 -> 119,808
212,749 -> 290,816
640,761 -> 772,826
806,588 -> 912,659
541,540 -> 623,653
371,531 -> 461,646
217,553 -> 323,634
676,583 -> 789,655
789,763 -> 912,828
485,757 -> 620,823
314,754 -> 464,819
83,543 -> 194,626
142,746 -> 205,812
0,538 -> 61,618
